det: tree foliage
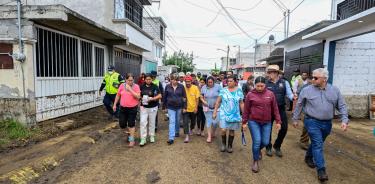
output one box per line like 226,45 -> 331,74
162,50 -> 195,73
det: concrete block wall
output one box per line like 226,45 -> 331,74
143,19 -> 160,40
333,32 -> 375,118
0,43 -> 37,125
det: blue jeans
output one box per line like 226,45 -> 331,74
304,117 -> 332,170
248,121 -> 272,161
168,109 -> 181,140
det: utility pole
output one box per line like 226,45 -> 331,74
226,45 -> 230,72
238,45 -> 241,65
286,9 -> 290,38
253,39 -> 257,66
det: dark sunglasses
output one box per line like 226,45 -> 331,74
312,76 -> 323,80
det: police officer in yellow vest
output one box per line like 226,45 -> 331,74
99,65 -> 125,118
289,68 -> 302,111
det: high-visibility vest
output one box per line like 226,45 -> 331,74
103,72 -> 122,94
291,75 -> 302,89
152,79 -> 160,87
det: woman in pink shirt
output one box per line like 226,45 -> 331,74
113,73 -> 141,147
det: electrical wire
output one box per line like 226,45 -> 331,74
243,0 -> 307,49
215,0 -> 256,40
225,0 -> 264,12
206,9 -> 222,27
182,0 -> 284,30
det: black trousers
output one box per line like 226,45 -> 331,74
267,105 -> 288,149
183,112 -> 197,134
103,94 -> 118,116
196,106 -> 206,131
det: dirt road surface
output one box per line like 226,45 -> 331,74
1,107 -> 374,184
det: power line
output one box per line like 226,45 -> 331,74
173,27 -> 294,39
215,0 -> 256,40
272,0 -> 288,12
138,1 -> 182,52
166,35 -> 180,50
206,9 -> 222,27
225,0 -> 264,12
291,0 -> 306,12
166,31 -> 181,48
177,37 -> 227,47
244,0 -> 307,49
182,0 -> 284,31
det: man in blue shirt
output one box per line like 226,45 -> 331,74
265,65 -> 294,157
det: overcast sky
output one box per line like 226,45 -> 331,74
146,0 -> 332,69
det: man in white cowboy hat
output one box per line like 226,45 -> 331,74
264,65 -> 294,157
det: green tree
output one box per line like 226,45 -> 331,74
162,50 -> 195,73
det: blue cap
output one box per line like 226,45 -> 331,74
108,65 -> 115,71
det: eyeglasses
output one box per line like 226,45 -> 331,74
312,76 -> 324,80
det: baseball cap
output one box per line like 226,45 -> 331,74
184,75 -> 193,81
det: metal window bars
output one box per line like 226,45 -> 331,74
36,26 -> 105,78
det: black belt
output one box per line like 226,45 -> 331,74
305,114 -> 330,121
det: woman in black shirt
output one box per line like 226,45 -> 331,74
139,74 -> 162,146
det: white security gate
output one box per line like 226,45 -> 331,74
34,26 -> 107,122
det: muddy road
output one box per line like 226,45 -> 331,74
1,107 -> 374,184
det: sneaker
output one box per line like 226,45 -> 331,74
317,168 -> 329,182
220,144 -> 226,152
201,132 -> 205,137
139,138 -> 146,147
266,147 -> 273,157
274,148 -> 283,157
167,140 -> 174,145
305,156 -> 316,168
150,136 -> 155,143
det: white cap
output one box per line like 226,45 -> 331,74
179,72 -> 185,77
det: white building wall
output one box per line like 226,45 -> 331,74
333,32 -> 375,118
22,0 -> 153,51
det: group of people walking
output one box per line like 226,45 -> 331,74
99,65 -> 349,182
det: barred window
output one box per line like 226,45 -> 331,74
115,0 -> 143,28
36,27 -> 78,77
81,41 -> 93,77
160,25 -> 164,41
95,47 -> 105,77
337,0 -> 375,20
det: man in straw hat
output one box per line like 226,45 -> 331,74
264,65 -> 294,157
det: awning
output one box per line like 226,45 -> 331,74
303,7 -> 375,40
275,20 -> 337,46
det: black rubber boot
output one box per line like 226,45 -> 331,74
227,135 -> 234,153
220,134 -> 227,152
